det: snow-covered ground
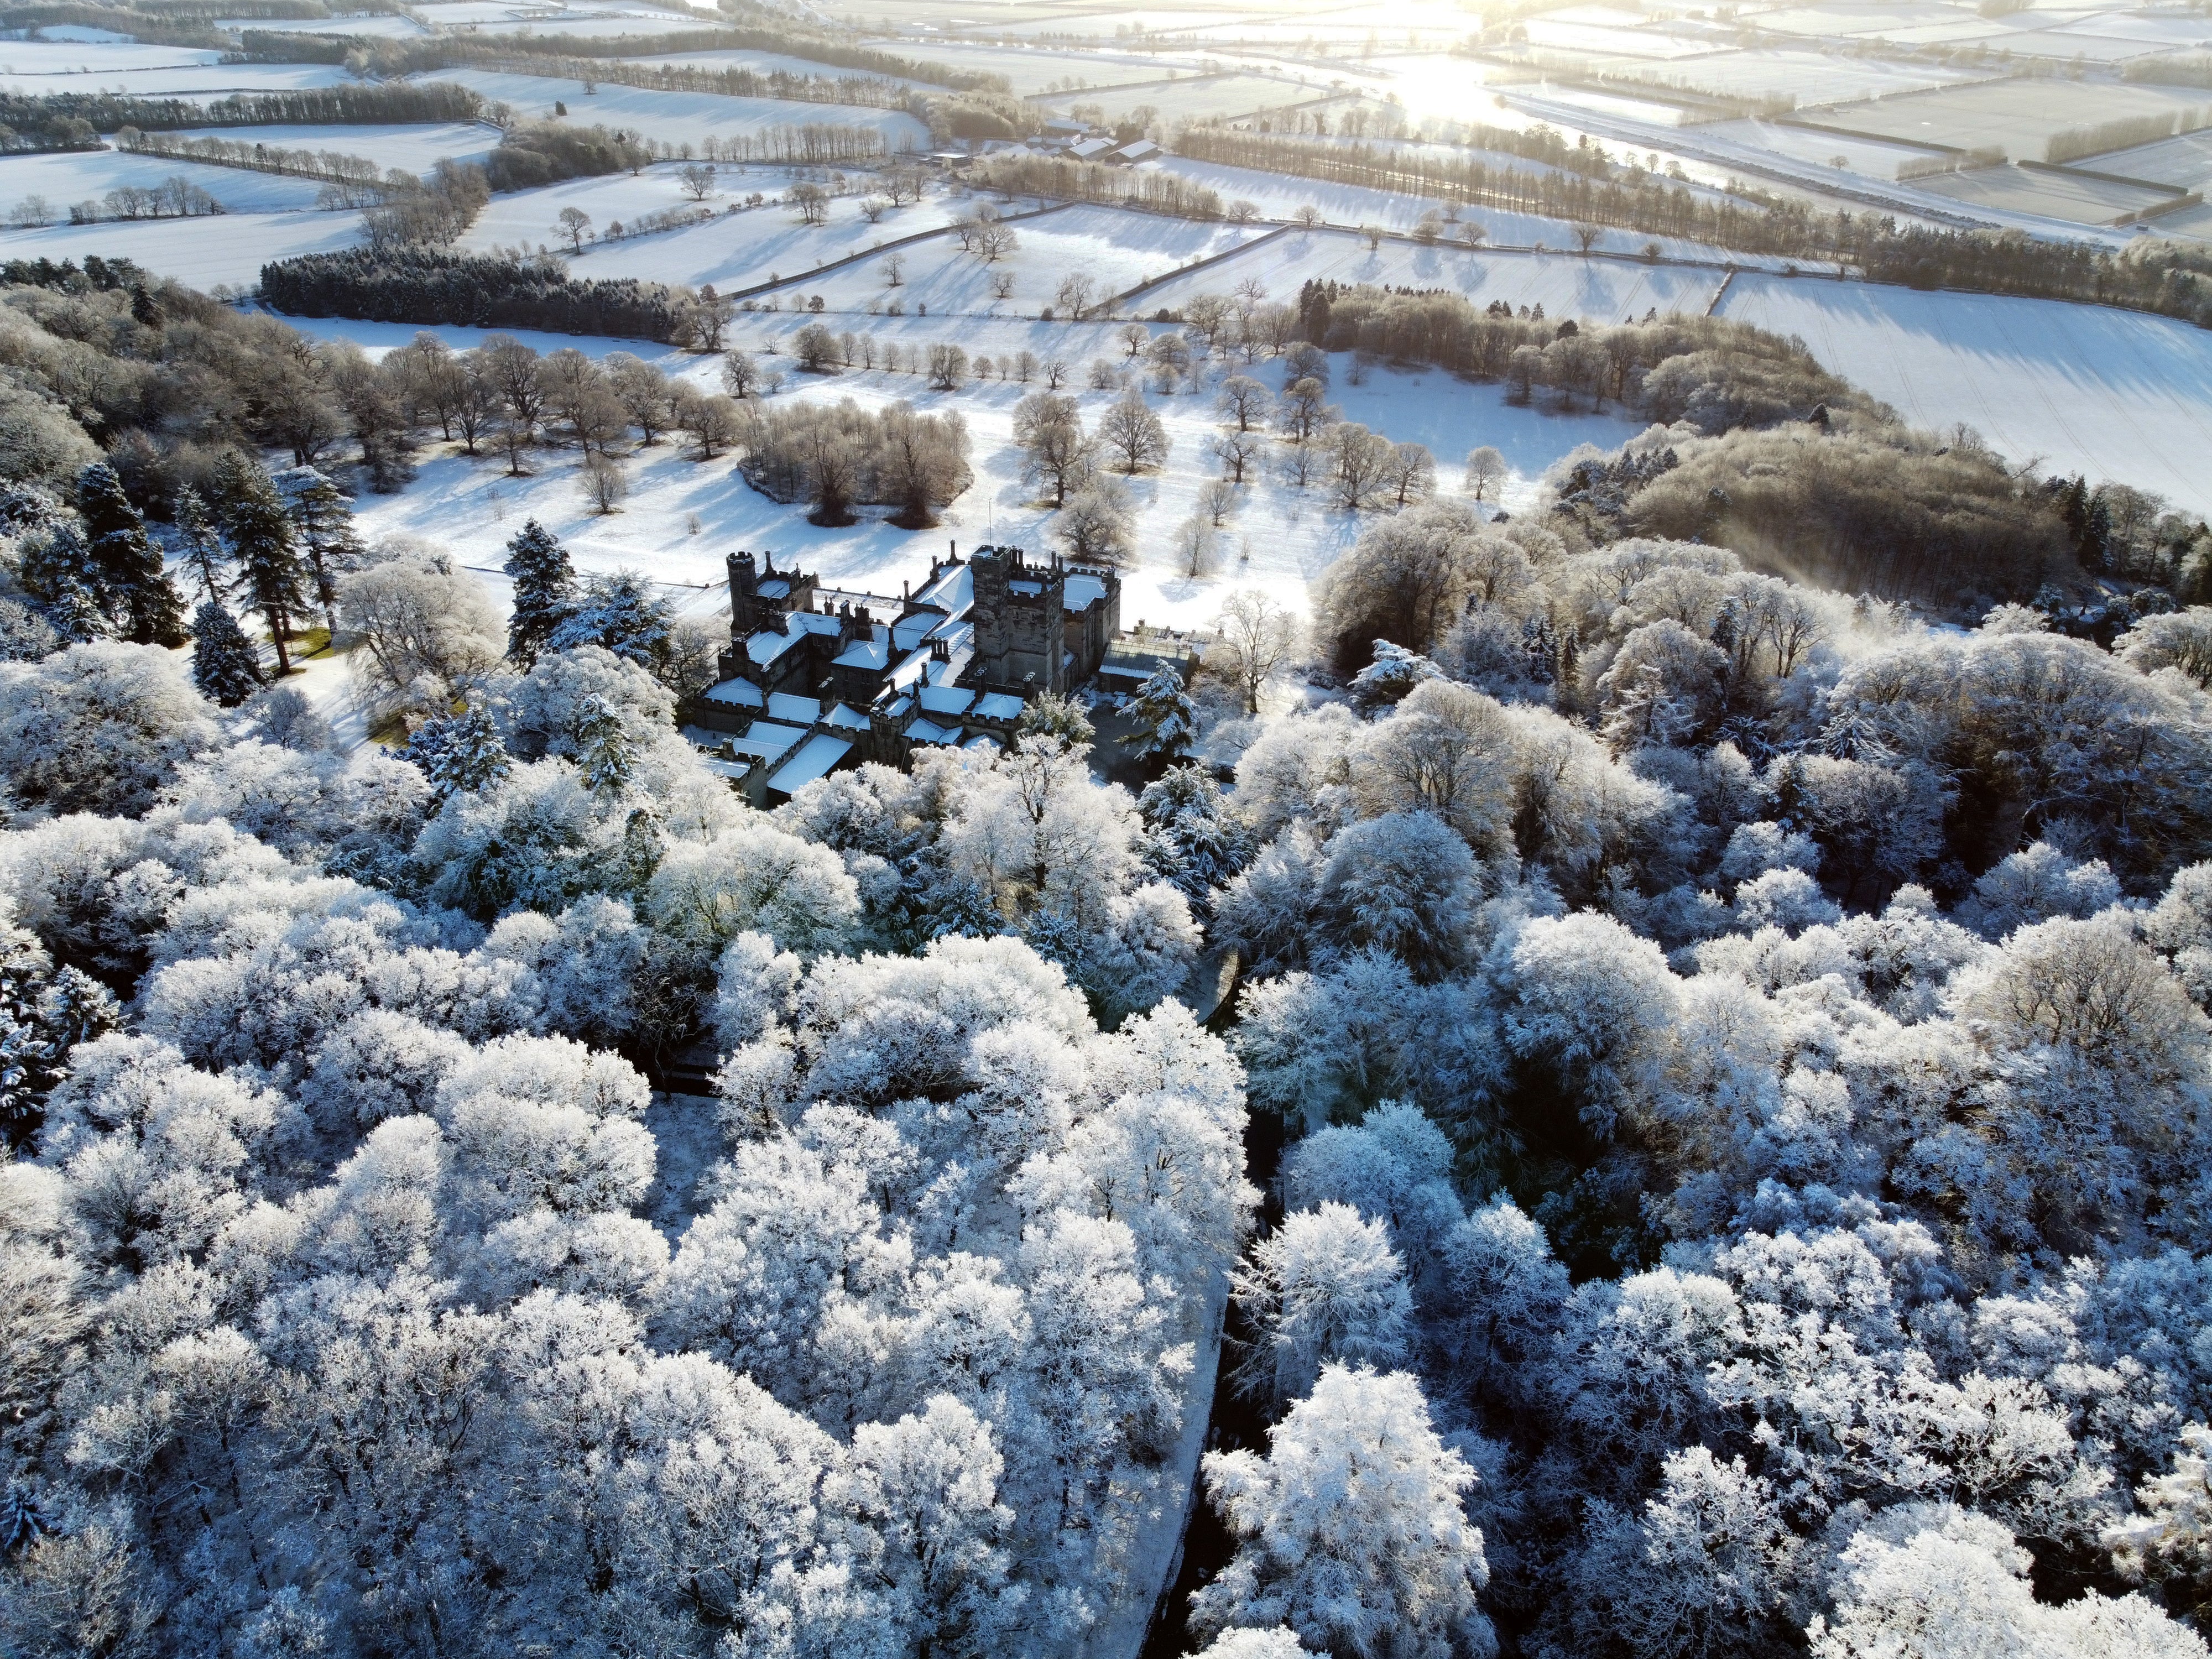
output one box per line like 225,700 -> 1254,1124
744,202 -> 1266,314
168,121 -> 504,176
0,39 -> 225,73
0,148 -> 332,216
406,69 -> 931,153
214,13 -> 430,37
286,310 -> 1644,636
1719,271 -> 2212,516
0,207 -> 365,288
0,60 -> 355,96
1138,227 -> 1725,326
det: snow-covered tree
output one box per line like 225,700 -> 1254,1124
502,517 -> 576,666
190,599 -> 265,707
0,640 -> 220,816
1123,662 -> 1199,763
77,461 -> 185,647
1234,1202 -> 1413,1402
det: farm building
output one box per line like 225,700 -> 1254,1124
687,544 -> 1122,802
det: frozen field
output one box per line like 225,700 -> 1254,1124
2086,127 -> 2212,191
0,40 -> 223,73
0,148 -> 330,215
294,312 -> 1645,633
1818,77 -> 2209,157
1718,271 -> 2212,516
0,60 -> 355,96
1914,161 -> 2174,226
1603,47 -> 1968,105
747,202 -> 1266,314
847,40 -> 1182,93
169,121 -> 503,176
1141,227 -> 1725,325
0,207 -> 366,287
408,69 -> 931,152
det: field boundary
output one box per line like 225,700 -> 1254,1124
727,197 -> 1073,300
1113,218 -> 1292,306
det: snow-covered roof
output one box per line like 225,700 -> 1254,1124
1064,573 -> 1108,612
1113,139 -> 1160,162
759,577 -> 791,599
746,624 -> 808,666
727,721 -> 807,762
767,692 -> 821,725
914,561 -> 972,615
703,677 -> 764,707
796,612 -> 844,636
768,733 -> 852,795
833,629 -> 891,671
891,613 -> 938,652
907,718 -> 961,745
972,691 -> 1024,722
826,702 -> 872,731
917,686 -> 974,716
1067,136 -> 1114,160
884,693 -> 913,718
1010,578 -> 1044,597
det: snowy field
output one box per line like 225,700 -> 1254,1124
280,309 -> 1643,632
848,40 -> 1186,93
1598,47 -> 1969,105
0,39 -> 224,73
168,121 -> 504,176
747,202 -> 1266,314
467,166 -> 966,276
405,69 -> 931,152
0,60 -> 355,96
0,207 -> 365,288
1718,272 -> 2212,516
215,12 -> 430,36
1035,72 -> 1326,124
1140,228 -> 1726,325
1818,78 -> 2210,156
0,148 -> 331,216
606,46 -> 932,85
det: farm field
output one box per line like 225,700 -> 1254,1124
1140,227 -> 1726,325
1600,47 -> 1969,104
1700,115 -> 1952,178
405,68 -> 931,152
748,201 -> 1267,314
476,168 -> 967,280
1717,269 -> 2212,516
214,13 -> 429,36
168,120 -> 503,175
0,205 -> 366,286
2083,126 -> 2212,189
1815,77 -> 2210,157
1913,160 -> 2176,224
0,146 -> 331,216
602,46 -> 932,85
0,39 -> 225,73
848,40 -> 1183,92
1035,71 -> 1326,124
0,60 -> 355,96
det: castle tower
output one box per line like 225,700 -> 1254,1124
727,551 -> 759,640
971,545 -> 1013,675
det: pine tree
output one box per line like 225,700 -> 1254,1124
0,921 -> 108,1152
19,521 -> 109,643
191,600 -> 266,707
502,518 -> 575,666
406,698 -> 511,802
173,485 -> 228,604
279,466 -> 366,632
222,458 -> 310,677
76,461 -> 185,645
1121,663 -> 1198,763
572,692 -> 636,796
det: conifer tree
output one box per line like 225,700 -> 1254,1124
572,692 -> 636,796
502,518 -> 575,666
281,467 -> 367,632
76,461 -> 185,645
18,521 -> 109,643
173,485 -> 228,604
1121,662 -> 1198,763
408,698 -> 512,802
191,600 -> 266,707
222,458 -> 310,677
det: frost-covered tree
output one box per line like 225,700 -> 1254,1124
1234,1203 -> 1413,1402
276,465 -> 368,632
0,640 -> 220,816
1123,662 -> 1199,763
1194,1364 -> 1494,1659
339,550 -> 504,722
218,453 -> 310,676
501,518 -> 576,667
77,461 -> 185,647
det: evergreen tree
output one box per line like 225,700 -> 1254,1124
407,698 -> 512,802
502,518 -> 575,666
0,920 -> 111,1152
222,457 -> 310,677
173,485 -> 228,604
191,600 -> 266,707
77,461 -> 185,645
18,521 -> 109,643
278,467 -> 366,632
572,692 -> 636,796
544,570 -> 671,676
1120,662 -> 1199,763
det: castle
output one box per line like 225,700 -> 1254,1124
686,543 -> 1122,802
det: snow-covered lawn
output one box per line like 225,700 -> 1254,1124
0,148 -> 331,215
754,202 -> 1265,315
1718,271 -> 2212,517
1138,228 -> 1726,326
169,121 -> 504,176
0,39 -> 225,73
407,69 -> 931,153
303,313 -> 1644,638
